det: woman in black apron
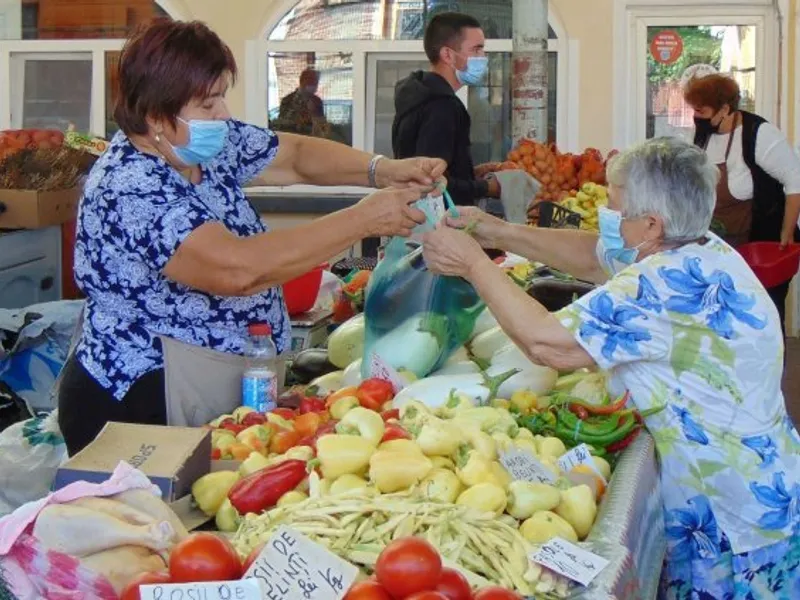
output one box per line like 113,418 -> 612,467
57,19 -> 446,456
685,73 -> 800,335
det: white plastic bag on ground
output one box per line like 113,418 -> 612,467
0,411 -> 67,516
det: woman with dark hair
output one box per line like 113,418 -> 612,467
58,19 -> 446,455
683,73 -> 800,334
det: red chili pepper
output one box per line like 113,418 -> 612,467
568,404 -> 589,420
357,378 -> 395,411
228,459 -> 308,515
299,396 -> 326,414
381,424 -> 411,443
572,391 -> 630,416
381,408 -> 400,422
605,426 -> 641,454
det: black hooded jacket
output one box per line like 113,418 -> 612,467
391,71 -> 487,205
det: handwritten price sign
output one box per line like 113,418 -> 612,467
244,527 -> 358,600
139,580 -> 264,600
500,448 -> 556,484
530,537 -> 609,587
557,444 -> 607,483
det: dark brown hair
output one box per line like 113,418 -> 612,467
683,74 -> 741,112
113,19 -> 237,135
423,12 -> 482,64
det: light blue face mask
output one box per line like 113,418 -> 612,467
596,206 -> 645,275
172,117 -> 228,166
456,56 -> 489,86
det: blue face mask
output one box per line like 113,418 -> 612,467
456,56 -> 489,86
172,117 -> 228,166
596,206 -> 644,275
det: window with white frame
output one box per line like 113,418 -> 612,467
0,1 -> 175,137
249,0 -> 570,173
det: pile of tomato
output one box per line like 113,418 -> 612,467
0,129 -> 65,158
346,538 -> 523,600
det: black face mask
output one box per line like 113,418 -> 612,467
693,116 -> 721,135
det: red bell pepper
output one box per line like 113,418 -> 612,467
228,459 -> 308,515
381,408 -> 400,422
357,378 -> 394,411
299,396 -> 326,414
381,424 -> 411,443
298,420 -> 339,452
272,407 -> 297,420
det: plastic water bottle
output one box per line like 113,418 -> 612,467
242,323 -> 278,413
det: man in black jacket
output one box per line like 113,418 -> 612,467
392,13 -> 500,206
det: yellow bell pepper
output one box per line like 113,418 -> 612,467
330,396 -> 360,420
455,448 -> 496,488
284,445 -> 315,461
316,434 -> 375,480
460,427 -> 497,461
211,429 -> 236,450
491,461 -> 512,489
555,484 -> 597,539
191,470 -> 239,516
232,406 -> 256,423
236,424 -> 272,454
420,468 -> 463,504
491,432 -> 514,453
452,407 -> 502,432
336,407 -> 385,447
266,413 -> 294,431
506,481 -> 561,520
510,390 -> 538,414
378,439 -> 424,454
431,456 -> 455,470
368,449 -> 433,493
537,436 -> 567,459
308,472 -> 331,499
491,398 -> 510,410
520,511 -> 578,544
330,474 -> 370,495
592,456 -> 612,480
277,490 -> 309,507
514,428 -> 535,442
214,498 -> 241,532
456,482 -> 507,516
514,438 -> 539,457
399,401 -> 434,430
415,419 -> 462,457
239,451 -> 272,477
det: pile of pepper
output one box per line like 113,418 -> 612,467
518,391 -> 654,457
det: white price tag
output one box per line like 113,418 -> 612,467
530,537 -> 609,587
140,579 -> 264,600
244,526 -> 359,600
369,353 -> 406,393
500,448 -> 556,484
557,444 -> 607,482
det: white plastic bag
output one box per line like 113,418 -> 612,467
0,411 -> 67,516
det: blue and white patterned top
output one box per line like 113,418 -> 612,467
73,120 -> 291,400
557,233 -> 800,557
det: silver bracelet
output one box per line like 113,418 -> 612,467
368,154 -> 385,188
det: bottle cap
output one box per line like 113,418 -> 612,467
248,323 -> 272,336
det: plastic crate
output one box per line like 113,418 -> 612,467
737,242 -> 800,288
536,201 -> 582,229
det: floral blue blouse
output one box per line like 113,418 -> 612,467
557,234 -> 800,596
73,120 -> 291,400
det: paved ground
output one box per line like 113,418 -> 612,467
785,338 -> 800,423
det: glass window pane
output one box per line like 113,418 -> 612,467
2,0 -> 169,41
11,53 -> 92,131
271,0 -> 556,41
268,52 -> 354,146
106,52 -> 121,138
646,25 -> 757,139
469,52 -> 557,163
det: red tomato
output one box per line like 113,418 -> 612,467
169,532 -> 242,583
119,571 -> 172,600
381,424 -> 411,443
375,537 -> 442,599
242,542 -> 265,574
435,568 -> 472,600
405,594 -> 448,600
472,587 -> 523,600
344,580 -> 393,600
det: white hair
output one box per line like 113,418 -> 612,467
606,137 -> 719,242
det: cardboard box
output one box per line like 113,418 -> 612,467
171,460 -> 242,531
54,422 -> 211,502
0,186 -> 80,229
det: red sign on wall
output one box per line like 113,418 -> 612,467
650,30 -> 684,65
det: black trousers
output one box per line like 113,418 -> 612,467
767,280 -> 791,339
58,355 -> 167,456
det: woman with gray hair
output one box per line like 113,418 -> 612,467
422,137 -> 800,598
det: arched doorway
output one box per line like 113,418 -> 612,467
246,0 -> 574,170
